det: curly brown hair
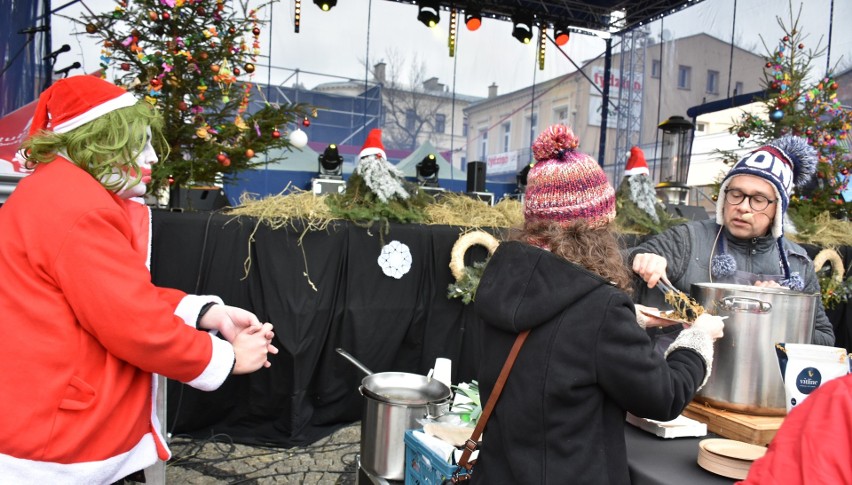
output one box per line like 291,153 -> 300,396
511,219 -> 634,294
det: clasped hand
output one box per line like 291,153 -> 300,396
198,304 -> 279,374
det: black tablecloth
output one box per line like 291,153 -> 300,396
151,210 -> 490,446
149,210 -> 851,448
625,425 -> 736,485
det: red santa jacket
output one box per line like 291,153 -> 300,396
739,374 -> 852,485
0,158 -> 234,483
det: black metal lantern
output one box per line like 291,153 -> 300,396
656,115 -> 694,204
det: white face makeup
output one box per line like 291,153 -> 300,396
112,128 -> 158,199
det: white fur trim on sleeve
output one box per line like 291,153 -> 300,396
665,327 -> 715,390
186,333 -> 234,391
175,294 -> 224,327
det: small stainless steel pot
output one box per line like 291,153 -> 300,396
336,348 -> 452,480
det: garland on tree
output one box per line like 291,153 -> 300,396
75,0 -> 311,193
719,2 -> 851,220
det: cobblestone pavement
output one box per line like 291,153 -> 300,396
165,422 -> 361,484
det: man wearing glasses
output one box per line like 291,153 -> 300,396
629,136 -> 834,347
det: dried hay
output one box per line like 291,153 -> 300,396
226,187 -> 339,232
425,193 -> 523,228
787,211 -> 852,248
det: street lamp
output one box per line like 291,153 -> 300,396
656,115 -> 694,205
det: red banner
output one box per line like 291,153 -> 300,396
0,101 -> 36,175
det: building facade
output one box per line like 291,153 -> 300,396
463,33 -> 766,185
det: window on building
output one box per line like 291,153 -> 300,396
706,70 -> 719,94
696,122 -> 707,132
524,113 -> 538,147
405,109 -> 416,131
651,60 -> 661,79
554,106 -> 569,125
734,82 -> 744,96
678,65 -> 691,90
479,129 -> 488,158
502,122 -> 511,152
434,113 -> 446,134
462,117 -> 468,136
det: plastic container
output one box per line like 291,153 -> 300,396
404,430 -> 470,485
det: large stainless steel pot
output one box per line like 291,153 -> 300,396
336,348 -> 452,480
691,283 -> 817,416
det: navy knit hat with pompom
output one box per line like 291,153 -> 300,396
712,135 -> 817,290
715,135 -> 816,239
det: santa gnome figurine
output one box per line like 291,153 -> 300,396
354,129 -> 410,203
619,146 -> 661,222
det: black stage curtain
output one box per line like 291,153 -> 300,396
150,210 -> 490,446
150,211 -> 851,448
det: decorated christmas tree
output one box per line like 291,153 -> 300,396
74,0 -> 310,194
723,5 -> 851,220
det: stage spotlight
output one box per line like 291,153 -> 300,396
417,0 -> 440,28
512,15 -> 533,44
313,0 -> 336,10
464,9 -> 482,31
517,163 -> 531,191
554,26 -> 570,46
318,144 -> 344,178
416,154 -> 440,187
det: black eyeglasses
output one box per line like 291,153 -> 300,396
724,188 -> 776,211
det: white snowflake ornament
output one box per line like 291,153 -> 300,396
377,240 -> 412,279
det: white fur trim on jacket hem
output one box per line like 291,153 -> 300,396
0,433 -> 158,485
665,327 -> 715,391
187,333 -> 234,391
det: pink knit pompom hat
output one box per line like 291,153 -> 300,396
524,124 -> 616,228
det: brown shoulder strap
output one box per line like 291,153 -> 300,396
458,329 -> 530,470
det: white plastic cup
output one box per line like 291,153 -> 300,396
432,358 -> 452,389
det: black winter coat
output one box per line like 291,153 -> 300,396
471,241 -> 707,485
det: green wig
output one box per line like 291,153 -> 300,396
22,102 -> 168,193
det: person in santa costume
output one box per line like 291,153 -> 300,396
0,75 -> 278,483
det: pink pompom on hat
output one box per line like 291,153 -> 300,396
28,75 -> 138,136
524,124 -> 616,228
358,128 -> 387,160
623,146 -> 649,176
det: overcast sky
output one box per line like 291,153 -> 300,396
50,0 -> 851,99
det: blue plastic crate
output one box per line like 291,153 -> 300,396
404,429 -> 470,485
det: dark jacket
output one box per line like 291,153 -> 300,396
628,219 -> 833,346
472,241 -> 708,485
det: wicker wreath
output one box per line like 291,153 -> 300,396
813,248 -> 845,284
449,231 -> 500,281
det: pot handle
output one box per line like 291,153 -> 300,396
336,348 -> 374,376
718,296 -> 772,314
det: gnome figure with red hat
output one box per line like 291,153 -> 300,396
0,75 -> 277,483
615,146 -> 684,234
354,128 -> 410,203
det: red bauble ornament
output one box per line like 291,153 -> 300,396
228,27 -> 236,34
196,6 -> 206,15
221,158 -> 231,167
233,67 -> 241,75
216,153 -> 227,163
771,82 -> 779,89
783,35 -> 789,41
252,27 -> 261,36
765,62 -> 772,68
85,23 -> 97,34
178,101 -> 189,111
841,168 -> 849,175
211,64 -> 220,73
199,51 -> 209,61
168,176 -> 175,185
120,62 -> 131,71
245,149 -> 255,158
148,10 -> 158,21
830,82 -> 838,90
302,117 -> 310,127
150,78 -> 162,87
798,43 -> 804,49
162,12 -> 171,20
271,129 -> 281,139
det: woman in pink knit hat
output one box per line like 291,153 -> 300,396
471,124 -> 725,485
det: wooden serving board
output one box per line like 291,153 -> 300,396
683,402 -> 784,446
